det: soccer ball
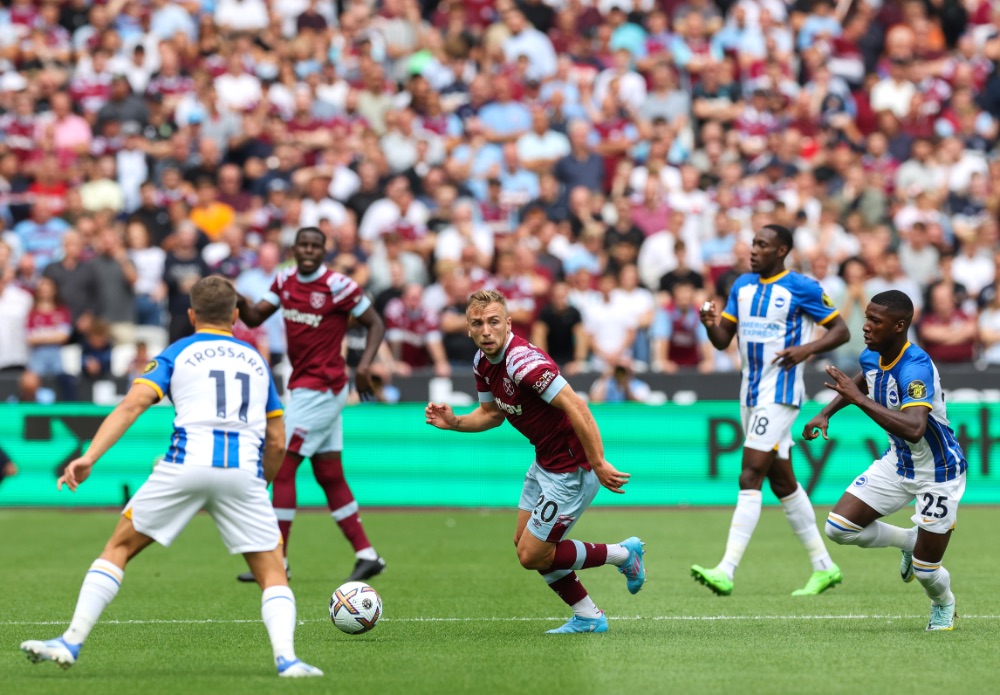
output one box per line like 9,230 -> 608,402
329,581 -> 382,634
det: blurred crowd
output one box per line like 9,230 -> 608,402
1,0 -> 1000,403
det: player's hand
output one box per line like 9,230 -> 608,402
802,414 -> 830,441
425,402 -> 459,430
58,457 -> 94,492
772,344 -> 812,369
823,364 -> 863,404
355,367 -> 376,401
698,301 -> 718,327
592,460 -> 630,494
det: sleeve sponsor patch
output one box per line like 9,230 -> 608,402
532,369 -> 556,394
142,360 -> 158,374
907,380 -> 927,399
821,293 -> 834,308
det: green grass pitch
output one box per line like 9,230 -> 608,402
2,506 -> 997,694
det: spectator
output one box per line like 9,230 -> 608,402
532,281 -> 585,373
162,222 -> 210,343
13,199 -> 72,271
41,230 -> 99,337
978,288 -> 1000,366
918,282 -> 977,364
0,255 -> 33,373
580,270 -> 636,371
437,268 -> 478,367
21,276 -> 73,401
589,361 -> 652,403
234,241 -> 286,368
189,177 -> 235,242
384,283 -> 451,377
553,120 -> 605,192
125,220 -> 166,327
651,279 -> 713,374
865,249 -> 924,320
79,317 -> 113,379
91,227 -> 137,345
615,263 -> 656,366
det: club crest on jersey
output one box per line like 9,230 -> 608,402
774,296 -> 786,308
822,293 -> 835,308
907,381 -> 927,399
142,360 -> 157,374
503,378 -> 515,396
310,292 -> 326,309
887,387 -> 900,407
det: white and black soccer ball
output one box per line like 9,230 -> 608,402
329,581 -> 382,634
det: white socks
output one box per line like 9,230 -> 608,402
781,484 -> 835,571
718,489 -> 762,580
261,585 -> 297,663
913,558 -> 954,606
355,547 -> 379,561
63,559 -> 124,646
826,513 -> 918,551
605,544 -> 629,566
570,595 -> 602,619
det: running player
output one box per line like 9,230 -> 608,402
425,289 -> 645,634
693,224 -> 850,596
20,277 -> 321,677
236,227 -> 386,583
804,290 -> 967,631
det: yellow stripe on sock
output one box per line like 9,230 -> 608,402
827,513 -> 862,531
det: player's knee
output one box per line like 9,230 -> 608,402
824,514 -> 860,545
769,478 -> 796,499
516,546 -> 549,571
738,468 -> 766,490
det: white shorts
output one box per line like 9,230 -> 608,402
740,403 -> 798,458
285,385 -> 349,458
846,456 -> 967,534
518,463 -> 600,543
124,463 -> 281,554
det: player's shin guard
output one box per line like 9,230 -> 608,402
540,569 -> 600,618
63,559 -> 124,646
272,454 -> 301,555
315,456 -> 374,557
825,513 -> 917,550
780,484 -> 835,571
261,585 -> 297,663
913,558 -> 954,606
718,489 -> 762,579
547,540 -> 628,570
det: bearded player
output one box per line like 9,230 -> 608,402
425,289 -> 645,634
236,227 -> 386,583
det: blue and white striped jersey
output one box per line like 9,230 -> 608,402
859,342 -> 967,483
134,329 -> 283,478
723,270 -> 839,408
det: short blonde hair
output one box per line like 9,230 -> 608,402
467,289 -> 508,316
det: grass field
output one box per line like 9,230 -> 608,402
2,506 -> 997,694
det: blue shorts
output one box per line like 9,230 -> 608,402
285,385 -> 349,458
518,462 -> 600,543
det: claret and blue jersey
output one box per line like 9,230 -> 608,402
133,329 -> 283,479
859,342 -> 967,483
722,270 -> 839,408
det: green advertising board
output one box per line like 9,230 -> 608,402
0,403 -> 997,508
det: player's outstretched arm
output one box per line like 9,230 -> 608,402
262,416 -> 286,484
822,365 -> 929,442
550,385 -> 630,494
58,382 -> 160,492
425,401 -> 505,432
699,301 -> 738,350
236,294 -> 278,328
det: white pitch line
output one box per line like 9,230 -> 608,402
2,614 -> 998,626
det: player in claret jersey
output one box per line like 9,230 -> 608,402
425,290 -> 645,634
236,227 -> 387,583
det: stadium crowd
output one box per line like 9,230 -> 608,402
1,0 -> 1000,403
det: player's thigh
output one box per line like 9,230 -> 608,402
741,403 -> 797,459
285,387 -> 346,458
123,464 -> 211,548
909,473 -> 966,537
843,457 -> 914,519
514,509 -> 532,546
523,464 -> 600,543
206,468 -> 282,554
